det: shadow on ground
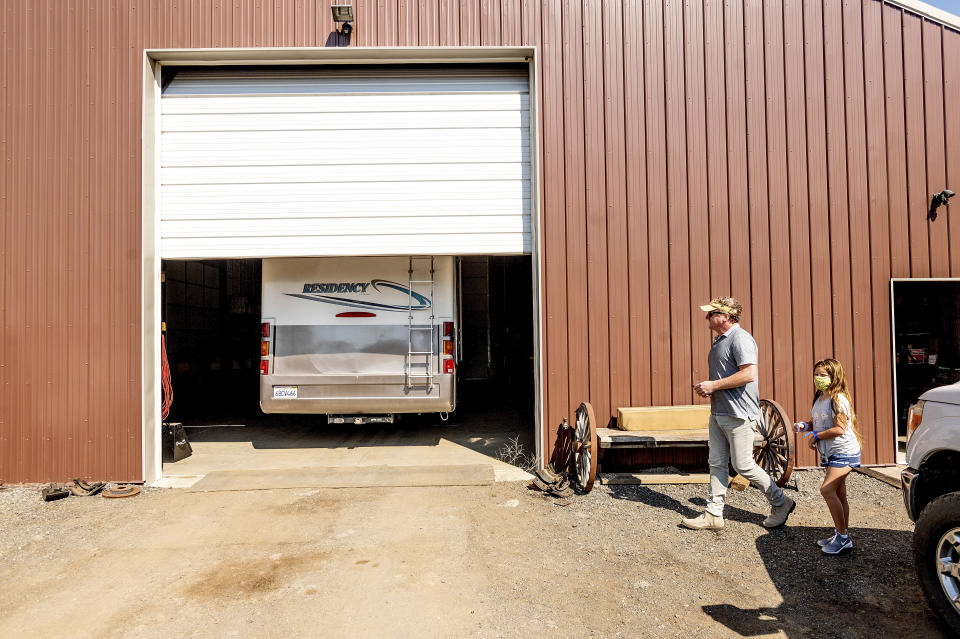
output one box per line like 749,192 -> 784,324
607,484 -> 947,638
700,527 -> 945,638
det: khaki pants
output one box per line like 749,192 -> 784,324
705,413 -> 785,517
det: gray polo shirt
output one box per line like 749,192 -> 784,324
707,323 -> 761,420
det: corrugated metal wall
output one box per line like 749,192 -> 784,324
1,0 -> 958,481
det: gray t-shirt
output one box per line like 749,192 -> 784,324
707,323 -> 760,420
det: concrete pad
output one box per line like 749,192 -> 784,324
187,464 -> 494,492
162,414 -> 535,486
150,475 -> 204,489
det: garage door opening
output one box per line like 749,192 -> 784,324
145,51 -> 541,483
159,256 -> 536,482
892,279 -> 960,459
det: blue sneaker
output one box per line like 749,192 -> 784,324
816,532 -> 837,548
822,534 -> 853,555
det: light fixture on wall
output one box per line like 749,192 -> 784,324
331,4 -> 354,36
928,189 -> 955,221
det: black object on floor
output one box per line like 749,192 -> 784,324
162,422 -> 193,463
41,483 -> 69,502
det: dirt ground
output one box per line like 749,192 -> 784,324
0,470 -> 947,639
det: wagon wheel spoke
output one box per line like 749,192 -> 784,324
572,402 -> 598,493
758,398 -> 794,488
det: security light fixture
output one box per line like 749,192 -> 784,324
331,4 -> 354,35
928,189 -> 955,221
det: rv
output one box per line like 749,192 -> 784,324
259,256 -> 458,423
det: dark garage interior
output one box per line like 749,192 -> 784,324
893,280 -> 960,454
160,256 -> 536,472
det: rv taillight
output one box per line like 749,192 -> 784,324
259,360 -> 269,375
443,340 -> 454,356
443,321 -> 453,337
261,341 -> 270,356
443,359 -> 455,374
261,322 -> 271,337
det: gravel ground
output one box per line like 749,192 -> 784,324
0,470 -> 948,638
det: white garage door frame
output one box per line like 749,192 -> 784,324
141,47 -> 542,483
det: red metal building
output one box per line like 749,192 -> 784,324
1,0 -> 958,482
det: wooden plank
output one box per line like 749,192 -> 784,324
601,472 -> 710,486
854,466 -> 902,489
598,427 -> 709,448
617,405 -> 710,431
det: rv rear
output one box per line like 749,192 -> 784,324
259,256 -> 458,422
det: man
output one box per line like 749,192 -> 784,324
681,296 -> 795,530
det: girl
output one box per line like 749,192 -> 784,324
794,358 -> 862,555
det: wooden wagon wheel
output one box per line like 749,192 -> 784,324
756,398 -> 794,488
573,402 -> 599,493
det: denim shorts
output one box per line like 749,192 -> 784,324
821,453 -> 861,468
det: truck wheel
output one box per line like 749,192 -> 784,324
914,491 -> 960,635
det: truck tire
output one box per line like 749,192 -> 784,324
913,491 -> 960,636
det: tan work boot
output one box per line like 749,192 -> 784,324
762,496 -> 796,528
680,512 -> 725,530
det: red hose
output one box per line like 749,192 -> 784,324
161,332 -> 173,420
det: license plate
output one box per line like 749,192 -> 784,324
273,386 -> 297,399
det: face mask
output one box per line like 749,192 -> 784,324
814,375 -> 831,391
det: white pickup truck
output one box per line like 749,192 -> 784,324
901,381 -> 960,635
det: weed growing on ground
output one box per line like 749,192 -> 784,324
496,435 -> 536,473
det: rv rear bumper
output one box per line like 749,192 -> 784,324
260,373 -> 455,414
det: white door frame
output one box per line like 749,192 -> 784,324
141,47 -> 542,482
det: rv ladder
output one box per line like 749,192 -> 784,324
406,256 -> 436,391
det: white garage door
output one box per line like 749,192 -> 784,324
158,67 -> 531,259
